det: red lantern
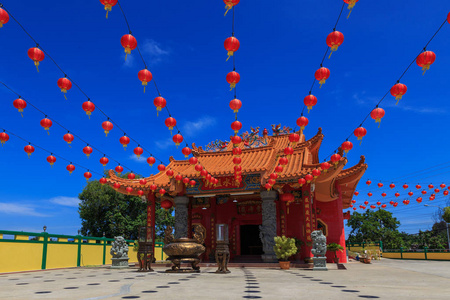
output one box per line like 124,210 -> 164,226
231,121 -> 242,134
99,0 -> 118,18
279,157 -> 288,166
390,83 -> 407,105
312,169 -> 321,178
195,164 -> 203,173
84,171 -> 92,181
82,101 -> 95,119
439,183 -> 446,189
344,0 -> 359,18
137,190 -> 144,196
173,134 -> 183,148
275,165 -> 283,174
175,174 -> 183,183
233,147 -> 242,156
353,207 -> 357,211
314,67 -> 330,88
158,164 -> 166,172
265,183 -> 272,191
289,133 -> 300,146
416,197 -> 423,203
305,174 -> 313,183
270,173 -> 278,181
121,34 -> 137,60
370,205 -> 376,209
234,165 -> 242,173
138,69 -> 152,93
182,147 -> 192,158
189,157 -> 198,165
115,165 -> 123,174
139,179 -> 147,185
377,183 -> 383,188
166,169 -> 174,178
366,180 -> 372,186
189,180 -> 196,187
416,51 -> 436,75
381,204 -> 387,208
119,135 -> 130,149
40,118 -> 52,135
150,184 -> 157,192
390,201 -> 394,205
351,200 -> 356,204
231,135 -> 242,145
229,98 -> 242,113
353,127 -> 367,144
320,162 -> 331,173
416,184 -> 421,189
102,120 -> 114,137
126,187 -> 133,195
200,170 -> 208,178
183,177 -> 190,186
83,145 -> 93,158
298,178 -> 306,187
422,190 -> 427,195
403,200 -> 410,205
153,96 -> 167,116
284,147 -> 294,158
99,156 -> 109,167
341,141 -> 353,155
408,191 -> 413,197
444,190 -> 449,196
326,31 -> 344,58
389,183 -> 395,189
226,71 -> 240,91
395,192 -> 400,198
403,184 -> 409,189
127,173 -> 136,180
100,177 -> 107,185
430,196 -> 435,201
159,189 -> 167,197
428,184 -> 434,189
63,133 -> 74,145
57,77 -> 72,100
113,183 -> 121,190
134,146 -> 144,159
267,179 -> 275,186
354,191 -> 359,196
381,193 -> 387,197
434,188 -> 440,193
364,201 -> 369,205
393,202 -> 398,207
46,155 -> 56,167
296,116 -> 309,131
370,107 -> 385,128
0,7 -> 9,28
303,95 -> 318,113
27,47 -> 45,72
224,36 -> 240,61
0,131 -> 9,146
330,153 -> 341,166
368,192 -> 373,197
147,157 -> 156,167
223,0 -> 240,15
13,98 -> 27,117
165,117 -> 177,134
233,157 -> 242,165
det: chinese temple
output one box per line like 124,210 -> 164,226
105,127 -> 367,263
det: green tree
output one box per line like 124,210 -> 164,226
442,207 -> 450,223
347,209 -> 404,249
78,179 -> 174,241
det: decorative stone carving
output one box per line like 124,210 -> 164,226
215,242 -> 230,273
174,196 -> 189,239
260,190 -> 278,262
110,236 -> 129,269
311,230 -> 328,271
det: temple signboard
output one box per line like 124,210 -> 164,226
186,174 -> 261,195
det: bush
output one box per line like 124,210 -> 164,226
273,236 -> 297,261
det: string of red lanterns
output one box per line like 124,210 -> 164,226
0,4 -> 166,166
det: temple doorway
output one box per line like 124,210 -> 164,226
240,225 -> 263,255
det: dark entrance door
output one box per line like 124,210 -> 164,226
240,225 -> 263,255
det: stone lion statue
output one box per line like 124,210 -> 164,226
311,230 -> 327,257
110,236 -> 129,259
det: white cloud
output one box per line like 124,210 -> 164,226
122,53 -> 135,68
182,116 -> 217,137
49,196 -> 80,208
142,39 -> 170,65
129,154 -> 148,163
0,203 -> 49,217
155,137 -> 174,150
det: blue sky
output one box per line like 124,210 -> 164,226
0,0 -> 449,237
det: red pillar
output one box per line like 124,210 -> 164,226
147,192 -> 156,254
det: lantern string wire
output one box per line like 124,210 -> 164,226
323,16 -> 448,160
1,4 -> 165,165
0,81 -> 143,176
115,0 -> 190,150
0,127 -> 104,177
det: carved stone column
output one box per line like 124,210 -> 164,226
259,190 -> 278,262
174,196 -> 189,239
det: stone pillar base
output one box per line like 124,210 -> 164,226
111,257 -> 130,269
261,254 -> 277,262
312,257 -> 328,271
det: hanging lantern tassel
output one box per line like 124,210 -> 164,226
319,79 -> 325,88
287,202 -> 290,215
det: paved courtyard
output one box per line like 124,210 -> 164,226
1,259 -> 450,299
